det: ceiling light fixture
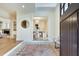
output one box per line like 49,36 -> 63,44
34,17 -> 42,19
22,5 -> 25,8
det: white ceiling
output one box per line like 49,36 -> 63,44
0,3 -> 35,14
0,3 -> 57,12
0,3 -> 57,18
35,3 -> 57,7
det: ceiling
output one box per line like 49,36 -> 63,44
35,3 -> 57,7
0,3 -> 57,18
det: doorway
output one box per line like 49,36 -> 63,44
33,16 -> 48,41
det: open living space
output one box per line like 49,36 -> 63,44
0,3 -> 79,56
0,3 -> 60,56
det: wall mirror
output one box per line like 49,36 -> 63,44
21,20 -> 29,28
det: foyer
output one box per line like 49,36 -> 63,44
0,3 -> 60,56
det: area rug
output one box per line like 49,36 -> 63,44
10,44 -> 56,56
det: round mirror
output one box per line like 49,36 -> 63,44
21,20 -> 29,28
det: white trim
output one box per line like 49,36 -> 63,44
3,42 -> 23,56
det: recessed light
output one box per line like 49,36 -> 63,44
22,5 -> 25,8
34,17 -> 42,19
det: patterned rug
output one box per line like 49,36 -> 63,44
10,44 -> 56,56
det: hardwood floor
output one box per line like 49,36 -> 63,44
0,37 -> 20,56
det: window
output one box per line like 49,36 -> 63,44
60,3 -> 64,16
60,3 -> 71,16
64,3 -> 68,11
61,8 -> 63,15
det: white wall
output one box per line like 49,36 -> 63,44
0,9 -> 9,18
53,4 -> 60,41
16,4 -> 60,43
0,17 -> 11,29
16,14 -> 33,42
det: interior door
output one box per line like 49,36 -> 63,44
77,11 -> 79,55
72,13 -> 77,55
60,18 -> 69,56
60,12 -> 77,56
